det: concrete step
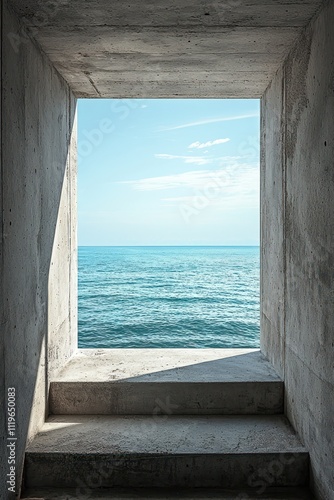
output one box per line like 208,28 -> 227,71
21,487 -> 315,499
24,415 -> 308,489
49,349 -> 283,415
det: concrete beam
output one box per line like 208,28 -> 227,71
7,0 -> 324,97
8,1 -> 323,28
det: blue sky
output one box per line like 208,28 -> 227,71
78,99 -> 260,246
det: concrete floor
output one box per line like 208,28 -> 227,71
26,414 -> 305,455
53,349 -> 281,383
21,487 -> 315,499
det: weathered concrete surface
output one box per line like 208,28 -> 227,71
260,74 -> 285,377
261,2 -> 334,498
21,486 -> 315,499
1,3 -> 77,499
51,349 -> 280,382
24,415 -> 308,489
0,0 -> 5,494
7,0 -> 324,97
2,0 -> 333,498
50,349 -> 283,415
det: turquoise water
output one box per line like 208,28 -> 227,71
78,246 -> 260,348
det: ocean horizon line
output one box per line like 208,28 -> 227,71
78,245 -> 260,248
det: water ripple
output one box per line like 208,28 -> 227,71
78,246 -> 260,348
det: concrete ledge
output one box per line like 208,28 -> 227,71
21,487 -> 315,499
25,415 -> 308,489
50,349 -> 284,415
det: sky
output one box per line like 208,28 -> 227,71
77,99 -> 260,246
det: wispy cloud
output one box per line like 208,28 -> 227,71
155,154 -> 212,166
161,113 -> 259,131
121,163 -> 258,195
161,167 -> 259,211
188,138 -> 230,149
122,170 -> 217,191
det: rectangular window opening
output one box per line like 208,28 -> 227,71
77,98 -> 260,349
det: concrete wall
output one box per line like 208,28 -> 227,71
0,0 -> 5,493
1,0 -> 333,498
0,2 -> 77,498
261,2 -> 334,498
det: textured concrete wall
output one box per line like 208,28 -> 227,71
0,0 -> 5,493
7,0 -> 324,98
0,3 -> 77,498
261,69 -> 285,377
261,2 -> 334,499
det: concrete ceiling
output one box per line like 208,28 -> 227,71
9,0 -> 324,98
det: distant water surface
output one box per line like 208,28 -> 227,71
78,246 -> 260,348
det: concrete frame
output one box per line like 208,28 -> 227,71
1,1 -> 334,499
1,4 -> 78,497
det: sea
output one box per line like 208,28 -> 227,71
78,246 -> 260,349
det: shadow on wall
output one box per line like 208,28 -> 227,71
1,4 -> 77,497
